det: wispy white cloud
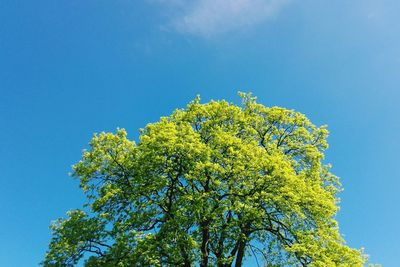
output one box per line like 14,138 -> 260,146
155,0 -> 292,38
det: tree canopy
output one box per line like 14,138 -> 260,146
43,93 -> 365,267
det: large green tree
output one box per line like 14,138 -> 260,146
43,93 -> 365,267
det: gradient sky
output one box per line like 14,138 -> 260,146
1,0 -> 399,266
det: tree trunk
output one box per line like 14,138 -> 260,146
179,243 -> 192,267
200,222 -> 210,267
234,239 -> 246,267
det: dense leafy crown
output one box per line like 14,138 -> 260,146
43,93 -> 365,267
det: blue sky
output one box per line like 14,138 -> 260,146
1,0 -> 399,266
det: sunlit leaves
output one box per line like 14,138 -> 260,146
43,93 -> 365,266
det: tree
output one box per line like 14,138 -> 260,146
43,93 -> 365,267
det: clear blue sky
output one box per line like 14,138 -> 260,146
1,0 -> 399,266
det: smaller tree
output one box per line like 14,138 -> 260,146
43,93 -> 366,266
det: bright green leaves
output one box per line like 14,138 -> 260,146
43,210 -> 109,267
73,128 -> 136,194
139,117 -> 209,177
43,93 -> 365,266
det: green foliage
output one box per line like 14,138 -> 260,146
43,93 -> 366,266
